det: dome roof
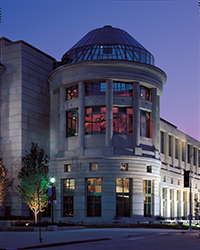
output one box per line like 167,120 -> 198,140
62,25 -> 154,65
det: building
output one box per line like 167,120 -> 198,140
0,26 -> 199,222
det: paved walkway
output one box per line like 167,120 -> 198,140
0,228 -> 198,250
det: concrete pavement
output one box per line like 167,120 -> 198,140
0,228 -> 199,250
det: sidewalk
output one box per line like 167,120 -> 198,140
0,227 -> 198,250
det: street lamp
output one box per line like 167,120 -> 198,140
50,177 -> 55,224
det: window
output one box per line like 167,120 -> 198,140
171,178 -> 173,184
187,144 -> 190,163
140,110 -> 153,138
66,85 -> 78,100
143,180 -> 152,217
163,176 -> 166,182
147,165 -> 152,173
66,109 -> 79,137
113,107 -> 133,135
160,131 -> 164,154
116,178 -> 130,217
64,164 -> 71,172
195,184 -> 197,189
85,107 -> 106,134
193,148 -> 196,165
182,142 -> 185,161
120,163 -> 128,171
85,82 -> 106,96
177,190 -> 180,219
87,178 -> 102,217
63,179 -> 75,217
178,179 -> 180,185
113,82 -> 133,97
44,166 -> 49,173
168,135 -> 172,157
140,86 -> 152,101
183,191 -> 186,218
170,189 -> 173,218
162,188 -> 166,218
175,138 -> 178,159
90,163 -> 98,171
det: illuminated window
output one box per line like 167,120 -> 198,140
63,179 -> 75,217
113,82 -> 133,97
66,109 -> 79,137
140,86 -> 152,101
85,82 -> 106,96
66,85 -> 78,100
116,178 -> 130,217
90,163 -> 98,171
64,164 -> 71,172
120,163 -> 128,171
140,110 -> 153,138
143,180 -> 152,217
85,107 -> 106,134
113,107 -> 133,135
87,178 -> 102,217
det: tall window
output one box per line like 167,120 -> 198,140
183,191 -> 186,218
170,189 -> 173,218
116,178 -> 130,217
140,110 -> 153,138
66,85 -> 78,100
187,144 -> 190,163
113,107 -> 133,135
168,135 -> 172,157
66,109 -> 79,137
162,188 -> 166,218
177,190 -> 179,219
113,82 -> 133,97
63,179 -> 75,217
85,82 -> 106,96
175,138 -> 178,159
160,131 -> 164,154
140,86 -> 152,101
143,180 -> 152,217
85,107 -> 106,134
193,148 -> 196,165
182,142 -> 185,161
87,178 -> 102,217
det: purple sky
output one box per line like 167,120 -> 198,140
1,0 -> 200,140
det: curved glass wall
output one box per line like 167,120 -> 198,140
62,44 -> 154,65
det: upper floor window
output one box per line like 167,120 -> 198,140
175,138 -> 178,159
140,110 -> 153,138
113,82 -> 133,97
66,85 -> 78,100
160,131 -> 164,154
193,148 -> 196,165
85,82 -> 106,96
113,107 -> 133,135
187,144 -> 190,163
168,135 -> 172,157
85,107 -> 106,134
140,86 -> 152,101
66,109 -> 79,137
182,141 -> 185,161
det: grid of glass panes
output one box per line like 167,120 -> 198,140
113,83 -> 133,97
113,107 -> 133,135
66,109 -> 79,137
85,107 -> 106,134
116,178 -> 130,217
63,179 -> 75,217
143,180 -> 152,217
85,82 -> 106,96
140,110 -> 153,138
62,44 -> 155,65
87,178 -> 102,217
140,86 -> 152,101
66,85 -> 78,100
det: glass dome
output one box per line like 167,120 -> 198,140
62,25 -> 155,65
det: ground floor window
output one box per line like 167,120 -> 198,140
116,178 -> 130,217
63,179 -> 75,217
87,178 -> 102,217
143,180 -> 152,217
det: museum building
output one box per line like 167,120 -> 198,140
0,25 -> 200,222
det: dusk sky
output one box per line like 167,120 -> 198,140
1,0 -> 200,140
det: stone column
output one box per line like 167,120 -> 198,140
133,82 -> 140,148
106,79 -> 113,147
78,81 -> 85,149
59,86 -> 66,154
152,88 -> 157,149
